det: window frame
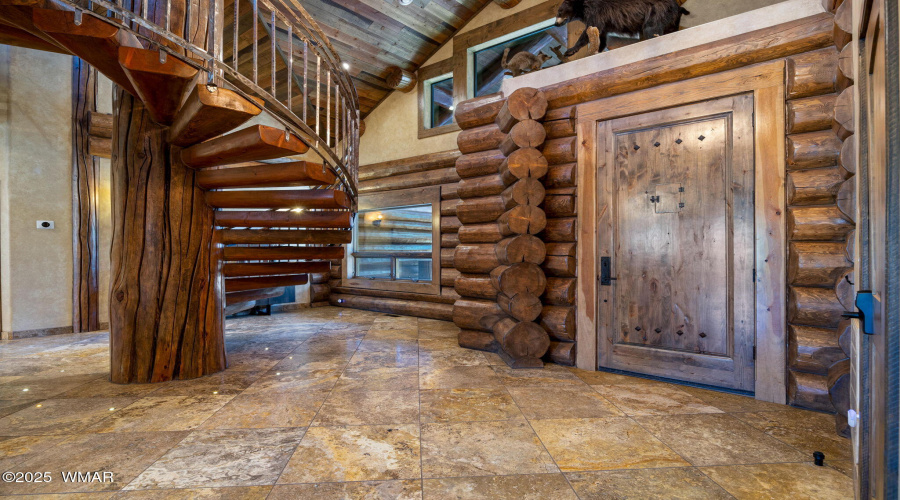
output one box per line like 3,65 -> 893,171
417,59 -> 460,139
343,186 -> 442,295
467,18 -> 559,98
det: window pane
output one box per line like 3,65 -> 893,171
396,258 -> 432,281
430,77 -> 454,128
354,204 -> 433,282
356,258 -> 392,279
473,24 -> 566,97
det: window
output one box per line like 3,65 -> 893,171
354,205 -> 433,282
345,186 -> 441,294
417,59 -> 459,139
427,76 -> 454,129
471,22 -> 567,97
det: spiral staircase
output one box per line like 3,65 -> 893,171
0,0 -> 358,314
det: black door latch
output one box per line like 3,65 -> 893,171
600,257 -> 616,286
842,290 -> 878,335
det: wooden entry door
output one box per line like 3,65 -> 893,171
596,94 -> 756,391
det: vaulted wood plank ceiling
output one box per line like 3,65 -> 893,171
293,0 -> 493,117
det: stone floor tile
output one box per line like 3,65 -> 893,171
570,369 -> 666,387
0,374 -> 102,400
700,462 -> 854,499
594,384 -> 724,416
418,349 -> 490,369
55,380 -> 161,399
565,468 -> 732,499
333,367 -> 419,392
269,480 -> 422,499
0,432 -> 187,494
508,386 -> 624,419
242,369 -> 341,395
679,386 -> 792,413
419,388 -> 522,423
312,390 -> 419,426
86,396 -> 233,433
0,400 -> 40,419
0,398 -> 139,435
144,371 -> 266,397
113,486 -> 272,499
278,424 -> 421,483
422,474 -> 577,499
530,417 -> 689,471
732,409 -> 852,461
200,391 -> 328,429
0,434 -> 71,471
126,428 -> 304,489
636,413 -> 809,466
419,366 -> 502,390
420,420 -> 558,477
491,365 -> 585,387
347,350 -> 419,370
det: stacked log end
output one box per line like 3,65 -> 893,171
537,104 -> 578,366
784,9 -> 855,437
453,89 -> 553,368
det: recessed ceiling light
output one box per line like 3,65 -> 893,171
21,388 -> 28,392
342,62 -> 350,70
399,0 -> 413,5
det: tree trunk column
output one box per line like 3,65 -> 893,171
109,91 -> 225,383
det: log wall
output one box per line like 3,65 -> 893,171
329,150 -> 461,318
451,9 -> 855,416
452,88 -> 554,367
783,0 -> 854,434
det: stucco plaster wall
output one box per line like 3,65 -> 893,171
0,46 -> 74,336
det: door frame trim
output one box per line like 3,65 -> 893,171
574,60 -> 788,403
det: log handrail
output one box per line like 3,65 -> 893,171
49,0 -> 359,200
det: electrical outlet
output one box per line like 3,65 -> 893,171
36,220 -> 54,229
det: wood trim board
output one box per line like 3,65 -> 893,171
418,59 -> 460,139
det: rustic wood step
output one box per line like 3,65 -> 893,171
0,21 -> 67,53
225,274 -> 308,293
32,8 -> 140,95
215,210 -> 350,229
0,2 -> 70,54
181,125 -> 309,168
118,47 -> 198,126
223,261 -> 330,278
169,84 -> 263,147
205,189 -> 350,210
223,245 -> 344,261
219,229 -> 352,245
224,287 -> 284,306
197,161 -> 335,189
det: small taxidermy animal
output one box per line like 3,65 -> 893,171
555,0 -> 690,56
501,48 -> 552,77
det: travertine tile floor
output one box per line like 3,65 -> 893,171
0,307 -> 853,499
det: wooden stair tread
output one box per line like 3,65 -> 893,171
0,2 -> 70,54
205,189 -> 351,210
219,229 -> 352,245
225,287 -> 285,307
225,274 -> 309,293
0,21 -> 67,53
119,46 -> 198,126
180,125 -> 309,168
197,161 -> 335,189
215,210 -> 351,228
32,8 -> 140,96
223,246 -> 345,261
169,84 -> 263,147
223,261 -> 331,278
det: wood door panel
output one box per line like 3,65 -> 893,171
598,94 -> 756,391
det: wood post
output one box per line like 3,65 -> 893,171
72,58 -> 100,333
451,88 -> 551,367
109,0 -> 225,383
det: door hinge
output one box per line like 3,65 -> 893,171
753,345 -> 757,360
752,268 -> 756,282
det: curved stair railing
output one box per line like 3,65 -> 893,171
50,0 -> 359,199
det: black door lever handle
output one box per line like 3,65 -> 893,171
600,257 -> 616,286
